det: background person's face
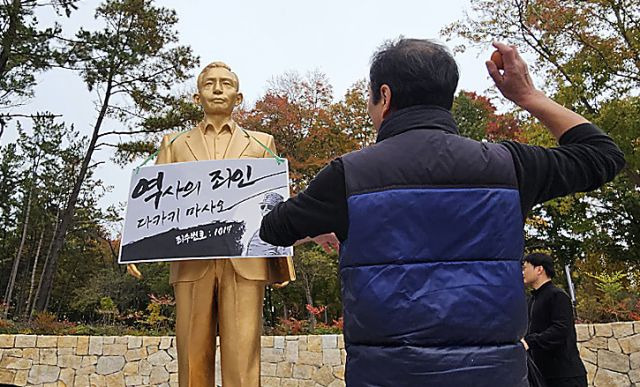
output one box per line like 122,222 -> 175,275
522,261 -> 540,286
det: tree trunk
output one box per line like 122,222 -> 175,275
301,271 -> 316,331
31,207 -> 60,319
3,184 -> 34,318
33,76 -> 114,313
24,226 -> 45,317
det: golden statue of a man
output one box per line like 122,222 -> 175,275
129,62 -> 295,386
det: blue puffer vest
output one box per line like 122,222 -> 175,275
339,105 -> 528,386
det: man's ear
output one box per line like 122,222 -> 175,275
380,84 -> 392,118
235,92 -> 244,106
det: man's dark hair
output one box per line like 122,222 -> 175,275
369,38 -> 459,111
523,253 -> 556,279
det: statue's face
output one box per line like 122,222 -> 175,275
194,67 -> 242,115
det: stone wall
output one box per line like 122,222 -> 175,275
0,322 -> 637,386
576,321 -> 640,386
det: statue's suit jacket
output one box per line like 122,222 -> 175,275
155,123 -> 296,284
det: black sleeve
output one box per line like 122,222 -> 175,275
260,158 -> 348,246
525,291 -> 573,351
501,123 -> 625,215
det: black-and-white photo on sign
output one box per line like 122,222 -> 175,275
118,158 -> 293,264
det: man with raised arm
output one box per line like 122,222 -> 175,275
260,40 -> 624,386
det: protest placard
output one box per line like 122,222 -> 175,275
118,158 -> 293,264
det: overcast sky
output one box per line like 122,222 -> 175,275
3,0 -> 505,212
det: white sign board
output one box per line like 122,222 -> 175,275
118,158 -> 293,264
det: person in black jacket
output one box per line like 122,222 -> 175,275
260,39 -> 624,386
522,253 -> 587,387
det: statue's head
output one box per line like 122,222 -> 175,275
194,61 -> 243,116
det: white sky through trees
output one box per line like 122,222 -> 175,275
3,0 -> 504,213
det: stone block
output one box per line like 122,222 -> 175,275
619,334 -> 640,354
28,365 -> 60,384
286,340 -> 299,363
262,376 -> 281,387
81,355 -> 98,367
36,336 -> 58,348
13,369 -> 27,386
261,362 -> 277,376
58,336 -> 77,348
128,336 -> 143,349
299,381 -> 315,387
328,380 -> 346,387
322,335 -> 337,349
312,365 -> 335,386
76,336 -> 89,355
583,336 -> 608,349
139,359 -> 152,376
125,374 -> 143,385
170,372 -> 179,386
115,336 -> 128,344
40,348 -> 57,365
88,337 -> 103,355
167,346 -> 177,359
75,374 -> 89,386
593,368 -> 631,387
0,369 -> 15,384
103,344 -> 127,356
166,359 -> 178,373
277,362 -> 293,378
332,365 -> 345,380
0,335 -> 15,348
337,335 -> 344,349
14,335 -> 36,348
262,348 -> 285,363
629,369 -> 640,384
90,373 -> 106,387
59,368 -> 74,386
308,336 -> 322,352
274,336 -> 285,349
281,379 -> 299,387
148,349 -> 172,366
124,348 -> 146,362
575,324 -> 591,342
142,337 -> 161,348
261,336 -> 274,347
612,322 -> 635,338
598,349 -> 630,373
105,371 -> 125,387
96,356 -> 125,375
159,337 -> 172,350
22,347 -> 38,360
607,338 -> 622,353
3,348 -> 21,357
293,364 -> 314,379
579,346 -> 596,365
631,352 -> 640,369
58,347 -> 74,355
102,336 -> 115,345
323,349 -> 341,366
0,356 -> 32,370
150,366 -> 170,384
595,324 -> 613,337
123,361 -> 139,375
341,349 -> 346,364
298,350 -> 322,366
76,365 -> 96,376
58,354 -> 82,369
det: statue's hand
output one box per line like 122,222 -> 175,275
127,264 -> 143,280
